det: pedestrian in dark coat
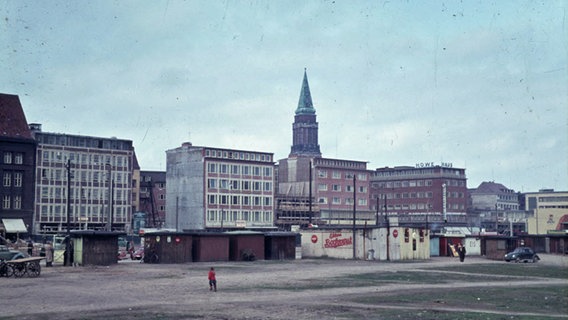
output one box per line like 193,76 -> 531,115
458,243 -> 466,262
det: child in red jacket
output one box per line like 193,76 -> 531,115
208,267 -> 217,292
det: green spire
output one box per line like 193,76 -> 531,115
295,69 -> 316,115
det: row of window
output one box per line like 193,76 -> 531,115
207,179 -> 272,192
39,168 -> 131,185
38,204 -> 130,220
2,195 -> 22,209
318,184 -> 367,193
39,186 -> 131,203
40,150 -> 130,168
373,203 -> 465,211
207,194 -> 272,206
207,163 -> 273,177
377,192 -> 465,199
374,168 -> 463,177
317,170 -> 368,181
317,197 -> 368,206
2,172 -> 23,187
3,152 -> 24,165
205,149 -> 272,162
373,179 -> 466,188
206,210 -> 273,223
315,159 -> 367,170
36,133 -> 132,150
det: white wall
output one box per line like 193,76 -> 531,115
301,227 -> 430,261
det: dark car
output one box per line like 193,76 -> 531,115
504,247 -> 540,263
0,245 -> 26,261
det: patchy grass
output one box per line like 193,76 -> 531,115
425,263 -> 568,279
351,285 -> 568,316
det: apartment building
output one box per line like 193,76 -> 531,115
165,142 -> 275,231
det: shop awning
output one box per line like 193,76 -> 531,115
1,219 -> 28,233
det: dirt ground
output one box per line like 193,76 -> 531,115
1,255 -> 567,320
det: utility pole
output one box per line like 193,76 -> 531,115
106,163 -> 112,231
65,159 -> 72,267
308,160 -> 312,225
375,196 -> 379,226
352,175 -> 356,260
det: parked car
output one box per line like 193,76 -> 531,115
0,245 -> 26,260
504,247 -> 540,263
130,247 -> 144,260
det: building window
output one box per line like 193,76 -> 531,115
2,195 -> 9,209
14,196 -> 21,209
14,153 -> 23,165
346,185 -> 353,192
358,186 -> 367,193
318,197 -> 328,204
242,166 -> 250,175
332,197 -> 341,204
358,199 -> 367,206
264,182 -> 272,192
220,164 -> 228,174
3,172 -> 11,187
231,165 -> 240,175
332,185 -> 341,192
159,194 -> 165,200
208,195 -> 216,204
3,152 -> 12,164
263,197 -> 271,206
332,171 -> 341,179
318,184 -> 328,191
357,173 -> 367,181
208,179 -> 217,189
318,170 -> 327,178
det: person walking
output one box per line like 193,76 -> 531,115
458,243 -> 466,262
208,267 -> 217,292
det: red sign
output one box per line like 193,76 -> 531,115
175,237 -> 181,244
311,235 -> 318,243
393,229 -> 398,238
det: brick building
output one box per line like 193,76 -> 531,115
370,164 -> 468,226
139,170 -> 166,228
0,94 -> 37,237
276,71 -> 373,228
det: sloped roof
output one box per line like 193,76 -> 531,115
471,181 -> 513,194
295,69 -> 316,115
0,93 -> 33,139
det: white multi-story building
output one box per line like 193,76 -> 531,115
31,124 -> 135,235
165,142 -> 275,231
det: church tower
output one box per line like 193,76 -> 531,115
289,70 -> 322,158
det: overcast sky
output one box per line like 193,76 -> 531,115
2,1 -> 566,193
